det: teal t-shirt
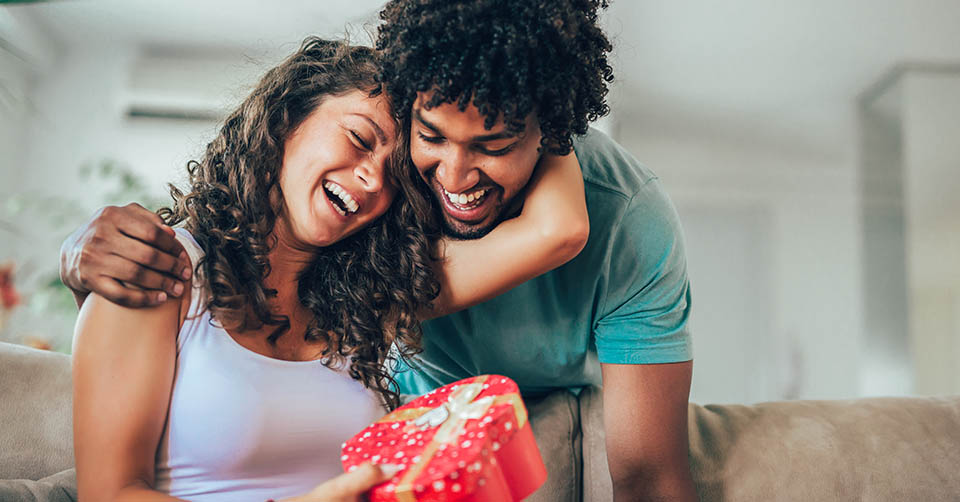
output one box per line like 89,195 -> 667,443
393,128 -> 693,396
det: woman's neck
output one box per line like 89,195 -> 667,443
265,219 -> 315,298
222,221 -> 324,361
247,220 -> 317,338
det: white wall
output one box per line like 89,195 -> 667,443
0,49 -> 29,195
1,7 -> 59,208
618,126 -> 865,403
902,72 -> 960,395
859,80 -> 913,396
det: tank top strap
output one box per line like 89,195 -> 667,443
173,227 -> 211,352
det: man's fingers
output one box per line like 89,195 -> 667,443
109,207 -> 190,279
131,203 -> 176,237
106,254 -> 185,297
117,237 -> 189,281
93,277 -> 167,308
118,218 -> 184,263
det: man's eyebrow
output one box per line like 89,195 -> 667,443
413,108 -> 441,134
414,108 -> 518,142
349,114 -> 388,145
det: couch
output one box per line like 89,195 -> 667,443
2,341 -> 960,501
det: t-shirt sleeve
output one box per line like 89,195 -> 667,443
593,178 -> 693,364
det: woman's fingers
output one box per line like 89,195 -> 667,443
297,463 -> 402,502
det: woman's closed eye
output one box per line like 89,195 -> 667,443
350,130 -> 372,151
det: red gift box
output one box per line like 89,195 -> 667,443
340,374 -> 547,501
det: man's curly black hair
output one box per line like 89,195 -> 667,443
377,0 -> 614,155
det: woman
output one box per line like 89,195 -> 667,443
72,37 -> 588,502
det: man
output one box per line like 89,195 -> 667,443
60,1 -> 696,500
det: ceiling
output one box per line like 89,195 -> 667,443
22,0 -> 383,51
10,0 -> 960,159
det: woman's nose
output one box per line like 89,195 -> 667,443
354,160 -> 384,193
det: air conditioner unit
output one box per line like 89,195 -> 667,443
121,49 -> 263,121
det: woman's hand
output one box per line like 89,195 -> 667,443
281,463 -> 402,502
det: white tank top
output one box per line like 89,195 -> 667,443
154,229 -> 385,501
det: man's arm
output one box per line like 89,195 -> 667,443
60,203 -> 192,309
593,176 -> 696,501
601,361 -> 696,502
422,151 -> 589,319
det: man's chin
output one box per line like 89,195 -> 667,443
441,214 -> 497,240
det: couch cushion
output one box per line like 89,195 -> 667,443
525,390 -> 583,502
0,342 -> 74,480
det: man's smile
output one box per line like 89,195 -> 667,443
441,186 -> 489,209
433,180 -> 500,224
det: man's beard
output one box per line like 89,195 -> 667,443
440,213 -> 498,240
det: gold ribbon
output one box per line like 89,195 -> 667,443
376,376 -> 527,502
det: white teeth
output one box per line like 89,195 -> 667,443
324,181 -> 359,215
444,188 -> 488,208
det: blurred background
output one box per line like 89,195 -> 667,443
1,0 -> 958,404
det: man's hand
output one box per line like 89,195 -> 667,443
59,203 -> 191,308
601,361 -> 697,502
282,463 -> 402,502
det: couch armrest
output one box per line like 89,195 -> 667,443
0,342 -> 74,480
0,469 -> 76,502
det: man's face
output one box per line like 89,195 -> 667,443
409,93 -> 543,239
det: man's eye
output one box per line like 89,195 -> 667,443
479,144 -> 516,156
417,132 -> 445,144
351,131 -> 371,151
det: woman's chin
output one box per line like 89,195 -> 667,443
305,230 -> 341,248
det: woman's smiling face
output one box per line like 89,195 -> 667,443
278,90 -> 398,249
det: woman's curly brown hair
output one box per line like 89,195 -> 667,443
158,37 -> 440,409
376,0 -> 614,155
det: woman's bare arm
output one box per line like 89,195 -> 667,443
72,288 -> 188,501
424,150 -> 589,320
